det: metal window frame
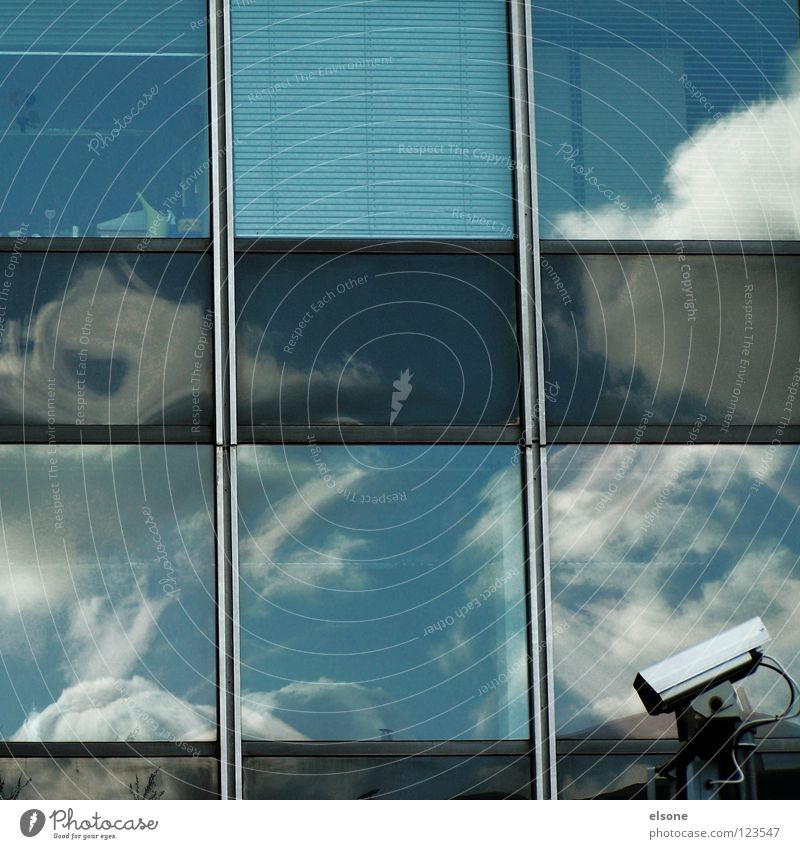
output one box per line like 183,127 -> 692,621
508,0 -> 556,800
0,238 -> 212,253
547,425 -> 800,445
237,425 -> 522,444
209,0 -> 242,801
234,238 -> 516,255
541,240 -> 800,256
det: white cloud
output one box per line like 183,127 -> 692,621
62,593 -> 171,682
11,676 -> 215,742
552,83 -> 800,239
548,445 -> 800,733
242,678 -> 395,740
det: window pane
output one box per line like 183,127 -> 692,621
231,1 -> 514,237
557,754 -> 660,800
243,756 -> 532,799
533,0 -> 800,239
0,252 -> 213,425
236,253 -> 519,426
558,750 -> 800,799
0,757 -> 218,800
0,446 -> 217,742
238,445 -> 528,740
0,1 -> 210,239
757,752 -> 800,799
542,253 -> 800,429
548,445 -> 800,737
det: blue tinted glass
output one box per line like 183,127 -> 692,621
0,2 -> 210,239
534,0 -> 800,239
231,1 -> 514,237
238,445 -> 529,740
548,445 -> 800,737
0,446 -> 217,742
236,253 -> 520,426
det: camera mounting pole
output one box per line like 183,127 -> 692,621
665,683 -> 758,800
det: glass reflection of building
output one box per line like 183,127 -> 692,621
0,0 -> 797,800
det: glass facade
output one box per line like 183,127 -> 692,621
0,0 -> 798,801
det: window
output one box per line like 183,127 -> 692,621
236,252 -> 519,426
533,0 -> 800,239
0,1 -> 210,239
541,252 -> 800,431
547,444 -> 800,738
238,444 -> 529,741
0,251 -> 213,425
0,445 -> 216,742
231,0 -> 514,237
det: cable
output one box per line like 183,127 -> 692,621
708,655 -> 800,787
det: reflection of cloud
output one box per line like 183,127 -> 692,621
242,679 -> 393,741
12,673 -> 309,744
63,593 -> 171,682
239,453 -> 368,596
0,445 -> 215,741
0,257 -> 211,424
545,255 -> 800,423
549,445 -> 800,733
238,324 -> 382,424
553,84 -> 800,239
11,677 -> 216,742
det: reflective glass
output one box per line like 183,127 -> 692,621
542,254 -> 800,429
757,752 -> 800,799
558,749 -> 800,799
236,253 -> 519,426
231,0 -> 514,237
0,757 -> 217,800
0,252 -> 213,425
238,445 -> 528,740
0,446 -> 217,742
0,1 -> 210,239
243,756 -> 532,799
548,445 -> 800,737
557,755 -> 660,800
533,0 -> 800,239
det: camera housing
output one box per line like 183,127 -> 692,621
634,617 -> 771,716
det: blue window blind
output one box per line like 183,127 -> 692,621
231,1 -> 514,238
0,1 -> 204,54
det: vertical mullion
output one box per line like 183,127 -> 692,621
524,0 -> 558,800
210,0 -> 241,799
509,0 -> 556,799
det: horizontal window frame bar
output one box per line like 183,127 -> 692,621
0,238 -> 212,254
541,240 -> 800,256
0,425 -> 214,444
234,239 -> 517,255
0,742 -> 218,759
237,425 -> 522,444
556,737 -> 800,757
547,425 -> 800,445
242,741 -> 531,758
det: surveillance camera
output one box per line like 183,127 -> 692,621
633,618 -> 771,716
